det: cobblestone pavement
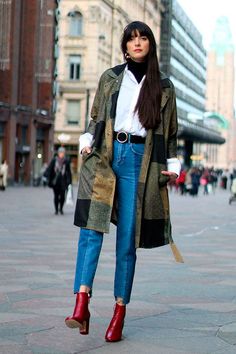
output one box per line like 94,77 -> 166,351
0,185 -> 236,354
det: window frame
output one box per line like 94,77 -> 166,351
68,11 -> 83,37
69,55 -> 81,81
66,99 -> 81,126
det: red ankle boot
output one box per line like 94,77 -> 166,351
65,292 -> 90,335
105,303 -> 126,342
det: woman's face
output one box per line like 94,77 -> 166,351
58,151 -> 65,159
126,30 -> 150,62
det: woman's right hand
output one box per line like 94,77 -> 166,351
82,146 -> 92,155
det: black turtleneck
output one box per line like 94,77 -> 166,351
127,59 -> 147,83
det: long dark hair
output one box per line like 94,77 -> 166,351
121,21 -> 162,129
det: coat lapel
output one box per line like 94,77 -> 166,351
160,73 -> 171,112
160,88 -> 170,112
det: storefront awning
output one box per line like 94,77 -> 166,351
177,117 -> 225,144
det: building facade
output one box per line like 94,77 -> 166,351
206,17 -> 236,169
55,0 -> 163,180
160,0 -> 224,167
55,0 -> 227,175
0,0 -> 57,184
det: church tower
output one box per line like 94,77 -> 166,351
206,17 -> 236,169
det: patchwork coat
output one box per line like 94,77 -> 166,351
74,63 -> 183,262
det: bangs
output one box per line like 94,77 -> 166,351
123,22 -> 151,42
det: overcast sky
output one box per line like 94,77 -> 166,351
177,0 -> 236,50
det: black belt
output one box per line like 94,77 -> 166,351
113,131 -> 146,144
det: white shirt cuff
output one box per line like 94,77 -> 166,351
79,132 -> 93,154
167,158 -> 181,177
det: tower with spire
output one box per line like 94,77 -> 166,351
206,16 -> 236,169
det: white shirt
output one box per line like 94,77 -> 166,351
114,66 -> 147,136
79,66 -> 181,176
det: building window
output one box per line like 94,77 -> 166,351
21,126 -> 28,145
66,100 -> 81,125
69,55 -> 81,80
68,11 -> 83,36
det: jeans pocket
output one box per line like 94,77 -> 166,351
130,143 -> 145,156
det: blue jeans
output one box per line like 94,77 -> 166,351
74,141 -> 144,304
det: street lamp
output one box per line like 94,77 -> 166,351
57,133 -> 71,145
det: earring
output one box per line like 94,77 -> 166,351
125,52 -> 130,59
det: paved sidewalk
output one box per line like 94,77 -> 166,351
0,186 -> 236,354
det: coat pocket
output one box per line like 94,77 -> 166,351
158,173 -> 170,187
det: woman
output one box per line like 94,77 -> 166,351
65,21 -> 183,342
0,160 -> 8,191
44,147 -> 72,214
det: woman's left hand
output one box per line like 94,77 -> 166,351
161,171 -> 178,182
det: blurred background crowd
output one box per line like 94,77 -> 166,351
170,167 -> 236,198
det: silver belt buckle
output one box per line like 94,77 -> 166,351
117,131 -> 128,143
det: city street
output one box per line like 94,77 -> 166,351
0,185 -> 236,354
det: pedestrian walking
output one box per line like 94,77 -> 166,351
65,21 -> 183,342
185,168 -> 193,194
221,169 -> 229,189
177,168 -> 187,195
0,160 -> 8,191
229,176 -> 236,204
44,147 -> 72,215
190,167 -> 200,196
200,169 -> 209,195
